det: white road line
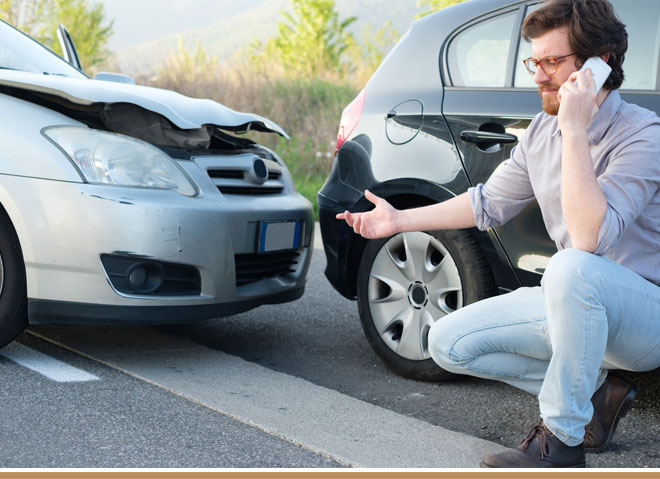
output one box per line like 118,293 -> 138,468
28,325 -> 506,468
0,342 -> 99,383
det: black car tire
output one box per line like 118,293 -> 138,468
357,229 -> 495,381
0,212 -> 27,348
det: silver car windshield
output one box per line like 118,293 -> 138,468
0,20 -> 86,78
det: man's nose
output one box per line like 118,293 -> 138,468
534,67 -> 551,84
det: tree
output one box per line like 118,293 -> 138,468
416,0 -> 466,19
0,0 -> 113,69
0,0 -> 48,36
250,0 -> 356,77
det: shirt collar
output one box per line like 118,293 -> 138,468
551,89 -> 621,144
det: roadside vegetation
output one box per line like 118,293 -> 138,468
1,0 -> 464,218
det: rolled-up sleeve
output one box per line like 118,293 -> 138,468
469,141 -> 536,231
594,124 -> 660,255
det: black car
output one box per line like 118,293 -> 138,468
318,0 -> 660,381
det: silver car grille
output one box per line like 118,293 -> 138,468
199,154 -> 285,196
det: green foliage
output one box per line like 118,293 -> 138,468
346,20 -> 401,84
250,0 -> 357,77
293,174 -> 326,218
0,0 -> 113,69
44,0 -> 113,69
415,0 -> 466,19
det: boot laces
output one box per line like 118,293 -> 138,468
520,420 -> 552,459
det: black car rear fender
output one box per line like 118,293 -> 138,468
319,138 -> 521,299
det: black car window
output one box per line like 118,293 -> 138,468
514,0 -> 660,90
447,11 -> 518,88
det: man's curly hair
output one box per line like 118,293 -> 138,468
522,0 -> 627,90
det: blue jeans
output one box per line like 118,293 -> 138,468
428,248 -> 660,446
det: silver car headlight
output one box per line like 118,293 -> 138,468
43,126 -> 197,196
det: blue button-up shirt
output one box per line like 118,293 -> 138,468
469,90 -> 660,284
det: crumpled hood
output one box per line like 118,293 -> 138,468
0,70 -> 289,138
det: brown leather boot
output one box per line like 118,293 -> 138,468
480,420 -> 586,468
584,374 -> 637,453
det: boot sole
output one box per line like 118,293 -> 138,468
584,384 -> 637,453
480,461 -> 587,468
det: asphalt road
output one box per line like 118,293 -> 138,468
3,234 -> 659,468
158,246 -> 660,469
0,334 -> 342,468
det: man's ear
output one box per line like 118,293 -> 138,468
600,53 -> 611,63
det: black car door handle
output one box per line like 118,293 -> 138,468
460,130 -> 518,144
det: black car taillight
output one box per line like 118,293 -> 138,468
335,89 -> 366,154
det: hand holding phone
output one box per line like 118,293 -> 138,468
575,56 -> 612,93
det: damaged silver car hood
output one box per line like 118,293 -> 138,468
0,70 -> 289,138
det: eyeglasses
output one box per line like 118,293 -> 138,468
522,53 -> 576,75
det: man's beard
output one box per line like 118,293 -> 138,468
538,84 -> 560,115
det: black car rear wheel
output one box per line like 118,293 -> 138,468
357,229 -> 495,381
0,212 -> 27,348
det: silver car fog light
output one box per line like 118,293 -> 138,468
43,126 -> 197,196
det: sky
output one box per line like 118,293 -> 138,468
99,0 -> 261,51
99,0 -> 421,52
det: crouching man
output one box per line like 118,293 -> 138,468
338,0 -> 660,468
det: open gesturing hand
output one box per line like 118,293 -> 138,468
336,190 -> 401,239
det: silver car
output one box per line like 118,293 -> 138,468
0,21 -> 313,347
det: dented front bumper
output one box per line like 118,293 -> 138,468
3,162 -> 313,324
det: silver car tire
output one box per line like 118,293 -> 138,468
357,229 -> 495,381
0,211 -> 27,348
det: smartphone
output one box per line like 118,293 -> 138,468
575,56 -> 612,92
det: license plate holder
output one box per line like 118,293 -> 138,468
258,220 -> 302,253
